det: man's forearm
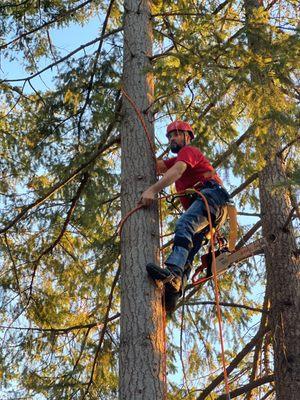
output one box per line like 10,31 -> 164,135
151,168 -> 181,194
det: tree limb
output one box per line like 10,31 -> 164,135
230,172 -> 259,198
82,264 -> 121,397
0,117 -> 120,235
28,172 -> 90,296
196,326 -> 270,400
236,220 -> 262,250
215,374 -> 274,400
277,135 -> 300,156
0,0 -> 93,50
246,289 -> 270,400
186,301 -> 267,314
77,0 -> 116,143
1,28 -> 123,83
213,124 -> 257,168
0,313 -> 120,334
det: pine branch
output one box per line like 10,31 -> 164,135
151,1 -> 231,19
281,206 -> 298,232
0,118 -> 120,234
266,0 -> 280,10
1,28 -> 123,83
212,0 -> 231,15
70,327 -> 92,375
0,0 -> 31,10
0,313 -> 120,334
230,172 -> 259,198
199,79 -> 235,120
238,212 -> 260,217
277,135 -> 300,156
186,301 -> 267,314
152,11 -> 205,18
82,264 -> 121,398
246,290 -> 269,400
213,124 -> 257,168
77,0 -> 116,144
215,374 -> 274,400
28,172 -> 90,297
196,326 -> 270,400
260,388 -> 275,400
236,220 -> 262,250
3,233 -> 22,296
0,0 -> 93,50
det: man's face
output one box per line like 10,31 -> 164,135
167,130 -> 190,153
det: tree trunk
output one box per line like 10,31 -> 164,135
119,1 -> 165,399
259,156 -> 300,399
244,0 -> 300,397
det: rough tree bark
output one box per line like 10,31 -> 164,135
119,1 -> 165,399
245,0 -> 300,398
259,156 -> 300,399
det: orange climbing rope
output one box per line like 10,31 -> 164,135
121,88 -> 156,158
119,87 -> 231,399
118,204 -> 144,237
190,188 -> 231,399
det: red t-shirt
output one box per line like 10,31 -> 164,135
164,146 -> 223,210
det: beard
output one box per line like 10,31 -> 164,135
170,141 -> 183,153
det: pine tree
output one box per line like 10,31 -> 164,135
244,0 -> 300,397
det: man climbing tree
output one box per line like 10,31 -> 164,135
140,120 -> 230,313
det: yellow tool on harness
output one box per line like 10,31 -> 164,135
203,203 -> 237,251
226,203 -> 238,252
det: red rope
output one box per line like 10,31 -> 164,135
118,204 -> 144,237
121,88 -> 156,159
159,194 -> 168,398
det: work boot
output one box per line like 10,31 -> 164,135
164,263 -> 191,316
164,291 -> 181,316
146,263 -> 182,294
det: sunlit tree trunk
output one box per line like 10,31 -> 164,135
259,155 -> 300,399
119,0 -> 165,399
245,0 -> 300,398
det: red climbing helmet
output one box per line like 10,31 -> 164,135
166,120 -> 194,140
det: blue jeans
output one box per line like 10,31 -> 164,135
165,181 -> 230,275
